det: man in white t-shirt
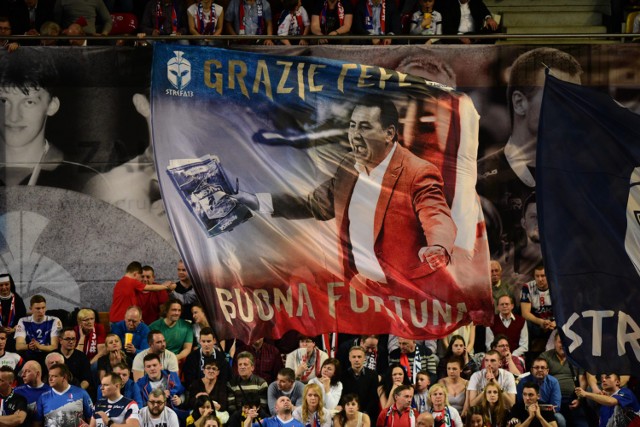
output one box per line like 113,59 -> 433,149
465,350 -> 517,412
138,388 -> 179,427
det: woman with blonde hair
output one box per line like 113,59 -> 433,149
293,383 -> 333,427
75,308 -> 106,366
97,334 -> 131,380
479,383 -> 508,427
428,383 -> 463,427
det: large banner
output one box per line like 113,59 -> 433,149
538,74 -> 640,375
151,45 -> 493,341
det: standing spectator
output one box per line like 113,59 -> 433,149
308,358 -> 343,410
575,373 -> 640,427
90,372 -> 139,427
0,16 -> 20,51
74,308 -> 106,367
436,0 -> 498,43
267,368 -> 304,415
98,362 -> 144,408
184,327 -> 230,386
187,0 -> 224,44
149,299 -> 193,361
9,0 -> 55,37
34,363 -> 93,427
170,260 -> 200,321
14,361 -> 50,419
138,266 -> 169,325
224,0 -> 274,44
341,346 -> 379,422
132,331 -> 179,381
111,306 -> 151,358
0,274 -> 26,352
227,351 -> 269,413
310,0 -> 352,43
490,260 -> 514,310
136,353 -> 185,407
110,262 -> 174,324
0,366 -> 27,426
520,264 -> 555,352
58,327 -> 92,392
352,0 -> 400,45
53,0 -> 113,35
276,0 -> 309,45
140,0 -> 187,37
375,385 -> 417,427
138,388 -> 180,427
486,296 -> 528,358
286,336 -> 328,384
15,295 -> 62,366
0,329 -> 24,376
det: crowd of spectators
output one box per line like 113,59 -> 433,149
0,260 -> 637,427
0,0 -> 501,48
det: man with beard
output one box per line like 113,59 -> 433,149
244,396 -> 303,427
138,388 -> 179,427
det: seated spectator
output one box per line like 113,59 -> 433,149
443,325 -> 475,356
337,335 -> 387,375
14,360 -> 50,419
409,0 -> 441,39
428,383 -> 462,426
139,266 -> 170,325
276,0 -> 309,45
437,335 -> 480,381
245,396 -> 302,427
412,370 -> 431,414
515,358 -> 561,412
0,329 -> 24,377
191,304 -> 210,347
575,372 -> 639,427
44,351 -> 64,371
187,0 -> 224,44
201,415 -> 223,427
39,20 -> 60,45
149,299 -> 193,361
388,338 -> 438,385
267,368 -> 304,415
375,384 -> 416,427
485,335 -> 525,377
111,306 -> 151,358
136,353 -> 185,407
465,350 -> 516,412
97,333 -> 132,380
438,357 -> 467,414
15,295 -> 62,366
9,0 -> 55,39
436,0 -> 498,44
98,362 -> 144,407
187,394 -> 230,426
58,327 -> 92,392
293,383 -> 332,427
234,337 -> 282,384
132,330 -> 179,381
486,295 -> 528,358
53,0 -> 112,35
188,360 -> 229,412
508,383 -> 558,427
352,0 -> 400,45
35,363 -> 93,427
0,365 -> 27,424
286,336 -> 328,384
227,351 -> 269,414
378,364 -> 411,410
227,396 -> 265,427
74,308 -> 106,368
184,327 -> 230,386
478,383 -> 509,427
634,13 -> 640,34
138,388 -> 180,427
0,17 -> 19,52
465,406 -> 487,427
333,394 -> 371,427
224,0 -> 274,45
91,372 -> 140,427
64,22 -> 87,45
308,358 -> 342,411
310,0 -> 352,43
0,274 -> 26,352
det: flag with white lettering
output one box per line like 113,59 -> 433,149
538,74 -> 640,375
151,45 -> 492,341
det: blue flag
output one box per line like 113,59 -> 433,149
538,74 -> 640,375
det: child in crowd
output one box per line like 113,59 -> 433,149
409,0 -> 441,40
277,0 -> 310,44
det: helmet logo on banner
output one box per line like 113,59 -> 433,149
624,167 -> 640,278
167,51 -> 191,90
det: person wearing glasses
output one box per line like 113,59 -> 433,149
90,372 -> 139,427
486,335 -> 525,377
111,306 -> 151,358
75,308 -> 106,367
516,358 -> 563,426
139,388 -> 179,427
183,327 -> 230,386
58,327 -> 92,392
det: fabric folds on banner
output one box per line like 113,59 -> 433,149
538,74 -> 640,375
151,45 -> 491,341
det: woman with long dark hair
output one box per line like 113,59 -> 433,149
378,363 -> 411,409
333,394 -> 371,427
436,335 -> 480,380
309,358 -> 343,410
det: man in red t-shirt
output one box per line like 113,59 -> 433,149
138,266 -> 169,325
109,262 -> 175,323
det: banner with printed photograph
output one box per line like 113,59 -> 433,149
151,45 -> 493,341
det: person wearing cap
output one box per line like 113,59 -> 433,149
0,274 -> 26,353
